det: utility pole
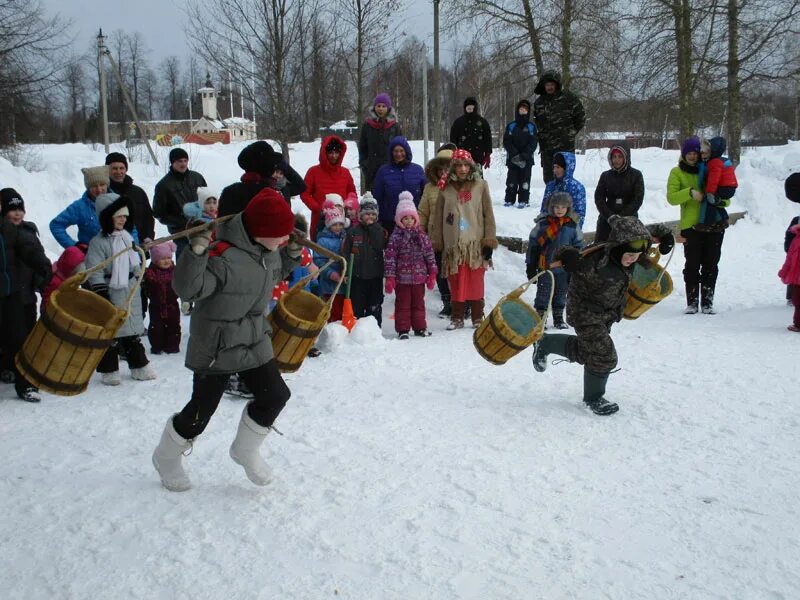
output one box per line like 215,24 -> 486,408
423,50 -> 429,164
97,30 -> 110,153
433,0 -> 440,146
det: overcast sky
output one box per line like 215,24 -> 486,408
43,0 -> 445,65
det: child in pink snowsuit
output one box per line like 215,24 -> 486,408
383,191 -> 437,339
780,221 -> 800,332
144,241 -> 181,353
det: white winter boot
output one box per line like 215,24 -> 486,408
131,364 -> 157,381
152,416 -> 193,492
229,405 -> 272,486
101,371 -> 121,386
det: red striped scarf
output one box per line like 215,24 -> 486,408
536,216 -> 571,269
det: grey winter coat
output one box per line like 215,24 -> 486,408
173,215 -> 300,374
84,231 -> 145,338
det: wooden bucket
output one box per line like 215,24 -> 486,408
268,257 -> 344,373
473,272 -> 552,365
623,247 -> 674,320
16,246 -> 146,396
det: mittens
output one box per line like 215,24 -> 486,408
426,273 -> 437,290
329,271 -> 341,282
384,277 -> 395,295
187,219 -> 214,255
557,247 -> 581,272
482,246 -> 493,261
482,154 -> 491,169
658,232 -> 675,255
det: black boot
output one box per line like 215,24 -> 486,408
532,333 -> 571,372
700,284 -> 716,314
552,308 -> 568,330
583,369 -> 619,415
685,283 -> 699,314
438,294 -> 452,318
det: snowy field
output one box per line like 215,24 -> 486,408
1,139 -> 799,599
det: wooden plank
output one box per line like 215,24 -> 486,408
497,211 -> 748,254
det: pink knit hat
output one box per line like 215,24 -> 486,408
344,192 -> 359,213
394,191 -> 419,227
323,193 -> 344,212
150,241 -> 177,263
324,207 -> 346,228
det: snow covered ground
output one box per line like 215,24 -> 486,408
1,139 -> 799,599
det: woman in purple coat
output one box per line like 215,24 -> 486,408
371,136 -> 427,234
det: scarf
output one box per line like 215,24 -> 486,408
536,216 -> 571,269
441,180 -> 486,277
110,230 -> 139,289
240,171 -> 266,184
678,159 -> 699,174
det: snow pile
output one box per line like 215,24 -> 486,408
1,140 -> 799,599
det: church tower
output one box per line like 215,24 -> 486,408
198,72 -> 218,120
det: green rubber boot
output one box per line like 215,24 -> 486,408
532,333 -> 571,372
583,369 -> 619,415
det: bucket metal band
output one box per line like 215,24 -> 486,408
15,352 -> 88,394
40,310 -> 115,349
628,289 -> 661,306
472,333 -> 505,365
270,310 -> 324,340
488,310 -> 530,352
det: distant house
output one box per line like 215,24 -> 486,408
319,120 -> 360,141
742,116 -> 790,146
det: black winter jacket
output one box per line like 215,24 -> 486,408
503,107 -> 538,168
0,220 -> 52,298
594,144 -> 645,221
358,109 -> 403,187
450,98 -> 493,164
153,168 -> 208,233
110,175 -> 155,241
341,222 -> 387,280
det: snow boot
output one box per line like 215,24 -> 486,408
18,386 -> 41,403
1,369 -> 16,384
101,371 -> 121,386
152,416 -> 193,492
532,333 -> 571,372
131,364 -> 157,381
438,295 -> 452,319
684,304 -> 699,314
398,332 -> 410,340
700,284 -> 715,314
552,309 -> 568,330
414,329 -> 432,337
469,299 -> 484,328
583,369 -> 618,415
447,301 -> 465,330
229,405 -> 272,486
686,284 -> 699,314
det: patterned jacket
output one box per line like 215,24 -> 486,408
533,71 -> 586,153
383,226 -> 437,285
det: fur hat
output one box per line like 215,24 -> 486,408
394,191 -> 419,227
324,207 -> 346,228
96,193 -> 135,235
243,188 -> 295,238
545,192 -> 579,222
94,192 -> 121,218
105,152 -> 128,168
786,173 -> 800,204
196,187 -> 217,205
0,188 -> 25,215
373,93 -> 392,109
681,137 -> 701,157
700,138 -> 711,155
150,241 -> 177,263
237,141 -> 283,177
359,192 -> 379,218
82,165 -> 110,188
169,148 -> 189,164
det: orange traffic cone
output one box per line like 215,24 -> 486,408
341,254 -> 357,332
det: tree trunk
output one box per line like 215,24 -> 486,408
560,0 -> 573,88
521,0 -> 545,77
727,0 -> 741,163
674,0 -> 694,139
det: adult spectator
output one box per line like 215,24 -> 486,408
106,152 -> 156,242
153,148 -> 207,256
301,135 -> 357,239
502,99 -> 537,208
51,165 -> 141,250
371,136 -> 426,234
593,144 -> 644,241
358,93 -> 402,192
219,141 -> 295,217
449,97 -> 493,169
533,71 -> 586,184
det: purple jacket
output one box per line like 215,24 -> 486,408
371,136 -> 427,224
384,226 -> 437,285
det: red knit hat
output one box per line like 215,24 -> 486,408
243,188 -> 295,238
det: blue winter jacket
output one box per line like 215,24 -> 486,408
50,191 -> 139,249
313,227 -> 346,297
371,136 -> 427,224
539,152 -> 587,228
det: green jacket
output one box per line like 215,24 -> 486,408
667,161 -> 730,230
173,215 -> 300,374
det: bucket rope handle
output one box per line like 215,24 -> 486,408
651,246 -> 675,287
504,270 -> 555,331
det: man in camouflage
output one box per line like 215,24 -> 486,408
533,71 -> 586,184
531,215 -> 674,415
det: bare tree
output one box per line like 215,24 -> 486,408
161,56 -> 182,119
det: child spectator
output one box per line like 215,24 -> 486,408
525,192 -> 583,329
531,216 -> 673,415
183,187 -> 219,223
313,207 -> 347,322
84,192 -> 156,385
343,192 -> 360,227
42,246 -> 85,310
341,192 -> 386,327
698,137 -> 736,229
780,220 -> 800,332
502,99 -> 537,208
784,173 -> 800,305
383,191 -> 437,339
538,151 -> 587,228
144,241 -> 181,354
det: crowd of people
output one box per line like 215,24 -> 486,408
0,71 -> 798,485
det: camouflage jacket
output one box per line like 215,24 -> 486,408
533,71 -> 585,152
560,216 -> 670,327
